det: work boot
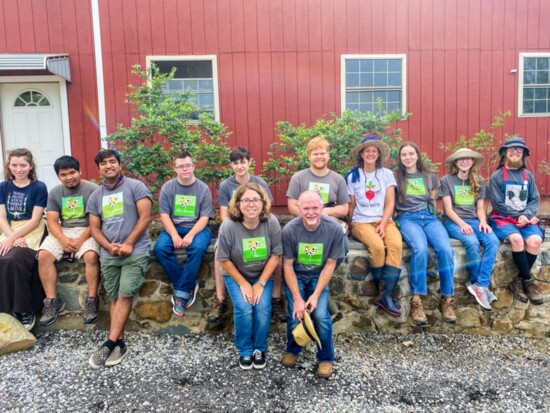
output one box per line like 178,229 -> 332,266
410,299 -> 428,326
281,353 -> 297,368
510,279 -> 528,303
207,299 -> 227,323
317,362 -> 334,378
374,265 -> 401,316
523,279 -> 544,305
439,297 -> 457,324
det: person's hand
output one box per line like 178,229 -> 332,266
530,216 -> 540,225
181,233 -> 195,248
292,296 -> 306,322
0,238 -> 14,256
60,237 -> 78,253
12,237 -> 28,248
460,222 -> 474,235
171,234 -> 184,249
375,223 -> 386,239
108,243 -> 122,256
117,243 -> 133,256
304,294 -> 319,314
240,282 -> 254,304
479,222 -> 492,234
252,282 -> 265,305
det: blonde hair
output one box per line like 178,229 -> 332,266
228,183 -> 271,222
306,136 -> 330,156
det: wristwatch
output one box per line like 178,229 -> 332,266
258,279 -> 266,287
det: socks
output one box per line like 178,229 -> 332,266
525,252 -> 538,271
116,339 -> 125,347
512,251 -> 531,280
103,339 -> 116,351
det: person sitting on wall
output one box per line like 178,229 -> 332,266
489,137 -> 544,305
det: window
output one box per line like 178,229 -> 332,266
147,56 -> 219,120
519,53 -> 550,116
14,90 -> 51,107
341,55 -> 406,114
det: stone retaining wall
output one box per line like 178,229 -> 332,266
54,239 -> 550,338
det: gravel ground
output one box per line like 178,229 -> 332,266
0,331 -> 548,413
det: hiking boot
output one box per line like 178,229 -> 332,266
467,283 -> 491,311
252,350 -> 266,370
410,299 -> 428,326
184,283 -> 200,310
105,342 -> 128,367
281,352 -> 297,368
524,280 -> 544,305
207,299 -> 227,322
317,362 -> 334,378
89,343 -> 112,369
39,297 -> 66,326
83,297 -> 99,324
239,355 -> 253,370
439,297 -> 457,324
19,312 -> 36,331
510,279 -> 528,303
271,298 -> 287,323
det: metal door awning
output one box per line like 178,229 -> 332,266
0,54 -> 71,82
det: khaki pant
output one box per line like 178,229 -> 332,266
351,221 -> 402,268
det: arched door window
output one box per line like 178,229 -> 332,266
14,90 -> 52,107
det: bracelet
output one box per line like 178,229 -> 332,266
258,279 -> 266,287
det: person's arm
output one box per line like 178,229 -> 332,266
376,186 -> 396,239
322,203 -> 348,218
219,206 -> 229,221
287,198 -> 300,216
476,199 -> 492,234
46,210 -> 79,253
89,214 -> 120,256
0,204 -> 14,238
283,257 -> 306,322
441,196 -> 473,234
181,216 -> 210,248
251,254 -> 281,304
304,258 -> 337,313
347,195 -> 356,236
117,198 -> 152,256
218,259 -> 254,304
522,173 -> 540,221
0,205 -> 45,254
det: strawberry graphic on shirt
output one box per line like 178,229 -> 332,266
365,180 -> 376,202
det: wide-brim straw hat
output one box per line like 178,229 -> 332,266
351,136 -> 391,164
444,148 -> 485,170
498,136 -> 530,156
292,311 -> 322,349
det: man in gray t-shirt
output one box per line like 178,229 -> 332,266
280,190 -> 344,379
37,156 -> 101,327
153,151 -> 214,318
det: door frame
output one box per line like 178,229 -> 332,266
0,75 -> 71,168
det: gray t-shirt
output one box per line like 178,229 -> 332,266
217,214 -> 282,280
395,171 -> 439,214
438,174 -> 487,220
346,167 -> 396,223
86,178 -> 152,258
490,167 -> 540,220
282,215 -> 345,280
217,175 -> 272,207
287,168 -> 349,207
47,180 -> 99,228
159,178 -> 214,228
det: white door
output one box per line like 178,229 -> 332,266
0,82 -> 65,190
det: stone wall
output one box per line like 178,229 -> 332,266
54,239 -> 550,338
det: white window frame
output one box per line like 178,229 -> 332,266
518,52 -> 550,117
146,55 -> 220,121
341,54 -> 407,115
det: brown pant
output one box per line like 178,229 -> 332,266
351,221 -> 402,268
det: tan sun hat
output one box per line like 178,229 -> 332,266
292,311 -> 322,349
351,136 -> 391,164
444,148 -> 485,170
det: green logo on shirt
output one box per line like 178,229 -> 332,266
174,195 -> 196,217
243,237 -> 267,262
61,196 -> 85,220
102,193 -> 124,218
298,242 -> 323,266
405,178 -> 426,196
309,182 -> 329,204
454,185 -> 474,205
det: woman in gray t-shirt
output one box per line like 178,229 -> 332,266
217,183 -> 282,370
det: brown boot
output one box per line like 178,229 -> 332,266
524,279 -> 544,305
510,279 -> 528,303
281,352 -> 297,368
317,362 -> 333,378
207,299 -> 227,323
439,297 -> 457,324
410,299 -> 428,326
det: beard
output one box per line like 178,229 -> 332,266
505,159 -> 523,169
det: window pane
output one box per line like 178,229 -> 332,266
155,60 -> 213,78
536,58 -> 549,70
374,73 -> 387,86
346,73 -> 360,87
31,92 -> 42,103
524,88 -> 534,99
536,70 -> 549,84
387,59 -> 401,72
374,91 -> 386,102
387,91 -> 400,102
183,80 -> 199,92
534,99 -> 547,113
524,70 -> 536,84
387,102 -> 400,112
18,91 -> 31,103
346,92 -> 359,103
388,73 -> 402,86
360,73 -> 373,87
524,58 -> 537,71
360,91 -> 373,104
198,80 -> 213,92
346,59 -> 360,72
167,80 -> 183,91
535,88 -> 547,99
15,97 -> 26,107
523,100 -> 534,113
359,103 -> 371,113
38,97 -> 50,106
346,103 -> 359,111
198,94 -> 214,108
360,60 -> 373,73
374,59 -> 387,72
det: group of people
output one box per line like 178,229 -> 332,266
0,134 -> 544,378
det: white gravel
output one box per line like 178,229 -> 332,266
0,331 -> 548,412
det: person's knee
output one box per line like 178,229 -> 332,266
82,251 -> 99,265
38,249 -> 55,266
525,235 -> 542,250
508,234 -> 525,249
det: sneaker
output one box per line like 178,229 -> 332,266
510,279 -> 528,303
439,297 -> 457,324
317,362 -> 334,378
171,295 -> 186,317
184,283 -> 200,310
105,342 -> 128,367
524,280 -> 544,305
239,355 -> 253,370
39,297 -> 66,326
486,289 -> 497,303
19,312 -> 36,331
467,284 -> 491,311
207,299 -> 227,323
83,297 -> 99,324
89,344 -> 112,369
271,298 -> 287,323
410,299 -> 428,326
252,350 -> 266,370
280,352 -> 297,368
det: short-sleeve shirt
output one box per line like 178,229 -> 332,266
217,175 -> 272,207
395,171 -> 439,214
217,214 -> 282,280
159,178 -> 214,228
438,174 -> 487,220
0,180 -> 48,221
346,167 -> 396,223
282,215 -> 345,280
86,177 -> 152,258
47,180 -> 99,228
286,169 -> 349,207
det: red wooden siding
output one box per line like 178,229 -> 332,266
1,0 -> 550,205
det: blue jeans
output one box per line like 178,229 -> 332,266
153,227 -> 212,295
284,276 -> 333,362
443,218 -> 499,288
224,276 -> 273,356
397,210 -> 455,297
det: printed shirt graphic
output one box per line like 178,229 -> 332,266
309,182 -> 330,204
453,185 -> 474,205
297,242 -> 324,266
406,177 -> 426,196
61,196 -> 85,220
243,237 -> 268,263
6,191 -> 29,220
102,193 -> 124,218
174,195 -> 196,217
505,182 -> 528,211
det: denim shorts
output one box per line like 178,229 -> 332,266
489,220 -> 544,242
100,253 -> 149,299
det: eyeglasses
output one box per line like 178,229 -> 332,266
507,147 -> 524,153
240,198 -> 262,206
175,164 -> 194,170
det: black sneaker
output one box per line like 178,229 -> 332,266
19,312 -> 36,331
39,297 -> 66,326
271,298 -> 287,323
105,342 -> 128,367
252,350 -> 266,370
83,297 -> 99,324
239,355 -> 253,370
